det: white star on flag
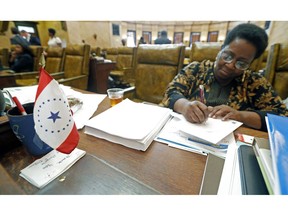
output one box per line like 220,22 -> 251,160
34,67 -> 79,154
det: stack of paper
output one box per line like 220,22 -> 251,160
20,148 -> 86,189
266,114 -> 288,195
84,99 -> 172,151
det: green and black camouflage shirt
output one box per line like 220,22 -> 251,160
161,60 -> 288,131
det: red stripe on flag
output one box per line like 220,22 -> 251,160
56,124 -> 80,154
35,67 -> 53,101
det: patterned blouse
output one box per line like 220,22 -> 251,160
160,60 -> 288,131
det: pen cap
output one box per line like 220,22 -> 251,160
7,102 -> 52,156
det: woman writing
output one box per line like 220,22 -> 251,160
161,23 -> 288,131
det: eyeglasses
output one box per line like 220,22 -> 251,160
220,51 -> 250,70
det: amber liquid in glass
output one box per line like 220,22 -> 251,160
109,96 -> 123,106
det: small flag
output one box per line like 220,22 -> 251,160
33,67 -> 79,154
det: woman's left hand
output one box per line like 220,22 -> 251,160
209,105 -> 242,122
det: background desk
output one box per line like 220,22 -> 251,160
0,96 -> 268,195
87,59 -> 116,94
0,71 -> 17,88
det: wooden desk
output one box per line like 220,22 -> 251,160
87,59 -> 116,94
0,96 -> 269,195
0,71 -> 17,88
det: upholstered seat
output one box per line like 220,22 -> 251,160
250,50 -> 268,72
264,43 -> 288,99
0,47 -> 9,68
103,47 -> 118,62
50,44 -> 90,90
125,44 -> 185,104
13,46 -> 43,86
44,46 -> 65,73
110,47 -> 137,86
14,46 -> 65,87
190,42 -> 222,63
184,46 -> 191,65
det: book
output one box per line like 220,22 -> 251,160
179,117 -> 242,145
253,137 -> 274,194
84,99 -> 172,151
20,148 -> 86,189
266,114 -> 288,195
237,145 -> 269,195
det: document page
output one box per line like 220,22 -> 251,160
20,148 -> 86,188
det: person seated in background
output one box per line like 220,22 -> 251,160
138,36 -> 146,46
10,27 -> 29,46
47,28 -> 62,47
20,30 -> 41,46
154,30 -> 171,44
8,39 -> 34,72
161,23 -> 288,132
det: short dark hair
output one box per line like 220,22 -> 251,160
223,23 -> 268,59
161,31 -> 167,37
48,28 -> 56,35
11,27 -> 19,34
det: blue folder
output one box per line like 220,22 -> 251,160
266,114 -> 288,195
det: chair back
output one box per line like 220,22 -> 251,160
103,47 -> 118,62
134,44 -> 185,104
250,50 -> 268,72
264,43 -> 288,99
62,44 -> 90,89
30,46 -> 44,71
116,47 -> 136,70
90,47 -> 101,56
0,47 -> 9,67
45,47 -> 65,73
111,47 -> 137,84
184,46 -> 192,65
190,42 -> 222,62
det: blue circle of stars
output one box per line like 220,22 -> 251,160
36,97 -> 72,134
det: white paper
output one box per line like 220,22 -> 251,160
3,85 -> 105,130
217,142 -> 242,195
155,116 -> 236,158
179,117 -> 242,145
20,148 -> 86,189
84,99 -> 172,151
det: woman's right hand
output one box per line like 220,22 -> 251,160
175,99 -> 213,124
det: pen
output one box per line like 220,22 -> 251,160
199,85 -> 205,103
12,96 -> 27,115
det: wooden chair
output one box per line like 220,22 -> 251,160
50,44 -> 91,90
264,43 -> 288,99
125,44 -> 185,104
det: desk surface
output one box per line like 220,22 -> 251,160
0,96 -> 268,195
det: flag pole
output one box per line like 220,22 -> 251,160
39,52 -> 46,70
